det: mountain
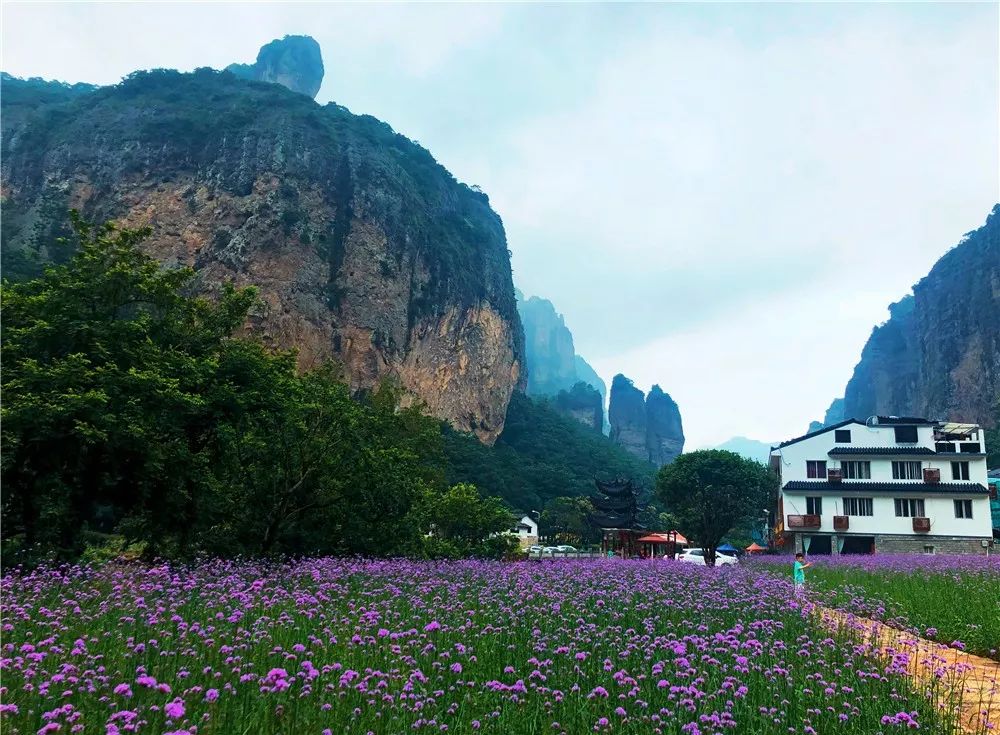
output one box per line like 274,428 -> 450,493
444,391 -> 656,513
574,355 -> 607,404
515,291 -> 607,430
608,374 -> 685,466
710,437 -> 773,465
553,382 -> 603,433
837,206 -> 999,426
517,293 -> 576,396
0,37 -> 525,444
807,397 -> 845,433
226,35 -> 324,98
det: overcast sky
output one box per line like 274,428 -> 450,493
4,2 -> 998,448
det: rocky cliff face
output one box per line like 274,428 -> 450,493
515,292 -> 607,429
1,52 -> 525,443
609,374 -> 684,466
517,293 -> 577,396
609,375 -> 648,459
646,386 -> 684,465
226,36 -> 324,98
839,206 -> 1000,426
807,397 -> 845,433
553,382 -> 603,433
574,355 -> 607,405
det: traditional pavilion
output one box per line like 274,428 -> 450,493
591,478 -> 647,558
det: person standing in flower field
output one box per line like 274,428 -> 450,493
793,552 -> 812,594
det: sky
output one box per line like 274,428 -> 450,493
3,2 -> 998,448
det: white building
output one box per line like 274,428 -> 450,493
770,416 -> 994,555
511,515 -> 539,549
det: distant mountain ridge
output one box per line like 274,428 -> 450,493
708,436 -> 774,465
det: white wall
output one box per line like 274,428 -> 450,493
782,491 -> 992,537
773,421 -> 991,539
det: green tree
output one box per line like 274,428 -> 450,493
655,450 -> 777,566
415,483 -> 516,559
1,215 -> 449,563
1,214 -> 255,558
540,496 -> 596,545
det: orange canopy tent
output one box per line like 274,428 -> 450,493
745,542 -> 766,553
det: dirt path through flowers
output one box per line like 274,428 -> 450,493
817,606 -> 1000,734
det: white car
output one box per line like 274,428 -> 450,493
553,545 -> 577,554
525,545 -> 544,555
677,548 -> 738,566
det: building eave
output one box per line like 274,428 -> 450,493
782,480 -> 989,495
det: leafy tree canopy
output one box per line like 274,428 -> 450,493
655,450 -> 777,566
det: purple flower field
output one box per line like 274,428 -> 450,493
0,558 -> 985,734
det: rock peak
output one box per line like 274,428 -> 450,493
226,35 -> 324,98
609,374 -> 684,467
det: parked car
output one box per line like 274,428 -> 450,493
553,545 -> 577,553
525,545 -> 544,555
677,548 -> 738,566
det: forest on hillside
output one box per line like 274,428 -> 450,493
1,217 -> 656,565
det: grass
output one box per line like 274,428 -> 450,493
0,558 -> 982,734
753,553 -> 1000,658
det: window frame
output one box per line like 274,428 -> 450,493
840,460 -> 871,479
842,497 -> 874,516
805,496 -> 823,516
834,429 -> 852,443
953,499 -> 973,519
951,461 -> 970,481
891,461 -> 923,480
894,425 -> 919,443
893,498 -> 926,517
806,460 -> 827,479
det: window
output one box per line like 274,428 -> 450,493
923,545 -> 935,555
951,461 -> 970,481
840,461 -> 871,479
960,442 -> 981,453
894,498 -> 925,517
954,499 -> 973,519
806,461 -> 827,479
806,497 -> 823,516
834,429 -> 852,443
894,425 -> 919,443
842,497 -> 873,516
892,461 -> 922,480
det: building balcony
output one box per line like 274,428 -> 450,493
833,515 -> 849,531
787,514 -> 821,529
912,517 -> 931,533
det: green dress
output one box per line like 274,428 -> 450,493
793,561 -> 805,584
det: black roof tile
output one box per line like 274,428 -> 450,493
782,480 -> 988,495
873,416 -> 938,426
827,447 -> 936,456
774,419 -> 865,450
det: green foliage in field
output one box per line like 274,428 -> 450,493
0,216 -> 512,564
800,563 -> 999,658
